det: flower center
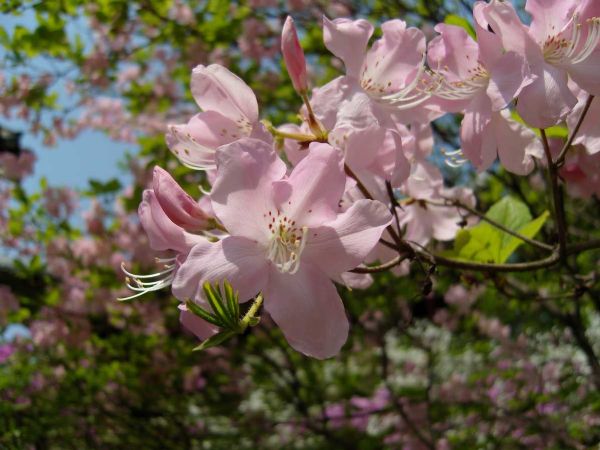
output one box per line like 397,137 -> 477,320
430,64 -> 490,101
544,15 -> 600,65
360,53 -> 432,110
265,210 -> 307,274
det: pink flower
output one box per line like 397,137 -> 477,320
478,0 -> 600,128
121,167 -> 214,303
323,17 -> 441,123
138,167 -> 209,255
281,16 -> 308,94
152,166 -> 211,232
166,64 -> 271,170
428,21 -> 541,174
172,138 -> 392,358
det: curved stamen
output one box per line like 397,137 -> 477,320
364,53 -> 433,109
544,15 -> 600,66
432,69 -> 489,101
118,260 -> 176,301
442,148 -> 469,168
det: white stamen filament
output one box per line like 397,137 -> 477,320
168,125 -> 217,171
443,148 -> 469,167
544,16 -> 600,65
431,68 -> 489,101
363,53 -> 433,110
118,259 -> 176,301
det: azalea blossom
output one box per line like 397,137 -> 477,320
120,166 -> 212,301
172,138 -> 392,358
428,18 -> 542,174
166,64 -> 271,170
478,0 -> 600,128
323,17 -> 437,120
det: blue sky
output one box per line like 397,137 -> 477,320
1,8 -> 134,194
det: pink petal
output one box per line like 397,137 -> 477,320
191,64 -> 259,124
281,16 -> 308,93
332,125 -> 385,171
516,63 -> 577,128
276,142 -> 346,228
153,166 -> 209,231
211,138 -> 286,241
303,199 -> 392,277
427,24 -> 480,83
166,111 -> 242,170
323,17 -> 374,79
308,76 -> 351,130
334,88 -> 379,131
338,272 -> 373,289
382,130 -> 410,187
460,93 -> 496,171
172,236 -> 268,303
139,190 -> 205,254
264,263 -> 349,359
486,51 -> 532,111
431,187 -> 476,241
475,0 -> 540,65
525,0 -> 578,43
568,49 -> 600,96
493,111 -> 543,175
279,123 -> 309,165
568,88 -> 600,154
360,20 -> 426,97
179,308 -> 218,340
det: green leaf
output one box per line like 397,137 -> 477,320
498,210 -> 549,263
247,316 -> 261,327
444,14 -> 476,40
192,330 -> 236,352
448,198 -> 549,263
202,281 -> 237,328
185,300 -> 226,328
510,110 -> 568,138
85,178 -> 122,196
222,280 -> 240,321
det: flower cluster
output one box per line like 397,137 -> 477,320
126,1 -> 600,358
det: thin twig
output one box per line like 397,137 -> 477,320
541,129 -> 568,261
555,94 -> 595,168
425,199 -> 554,252
351,255 -> 406,274
413,239 -> 600,274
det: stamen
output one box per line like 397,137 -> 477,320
118,259 -> 176,301
363,53 -> 433,109
544,15 -> 600,66
442,148 -> 469,167
432,67 -> 489,101
266,209 -> 308,274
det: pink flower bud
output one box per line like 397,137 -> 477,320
152,166 -> 209,231
281,16 -> 308,93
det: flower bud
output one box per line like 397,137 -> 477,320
281,16 -> 308,94
152,166 -> 209,231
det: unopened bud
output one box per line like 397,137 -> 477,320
281,16 -> 308,94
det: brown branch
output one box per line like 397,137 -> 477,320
555,94 -> 595,168
541,129 -> 568,261
415,239 -> 600,274
351,255 -> 406,274
425,199 -> 553,252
